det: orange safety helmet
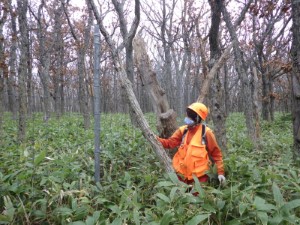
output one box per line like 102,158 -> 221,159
187,102 -> 209,120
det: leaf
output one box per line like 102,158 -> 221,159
202,204 -> 216,213
133,209 -> 140,225
186,214 -> 210,225
0,214 -> 10,224
272,182 -> 284,207
224,219 -> 241,225
257,211 -> 268,225
283,199 -> 300,211
169,187 -> 180,201
268,213 -> 283,225
239,203 -> 247,216
111,217 -> 122,225
92,211 -> 101,221
85,216 -> 95,225
160,210 -> 174,225
53,207 -> 73,217
216,199 -> 225,210
156,181 -> 174,188
168,172 -> 181,184
34,150 -> 46,166
253,196 -> 276,212
156,193 -> 170,203
108,205 -> 120,214
69,222 -> 85,225
3,196 -> 15,222
192,175 -> 205,197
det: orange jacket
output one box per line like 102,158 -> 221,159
158,124 -> 224,180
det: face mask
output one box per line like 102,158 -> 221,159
184,117 -> 195,126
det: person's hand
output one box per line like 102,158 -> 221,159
218,175 -> 226,184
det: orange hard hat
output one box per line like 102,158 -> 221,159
187,102 -> 209,120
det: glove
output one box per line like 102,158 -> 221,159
218,175 -> 226,184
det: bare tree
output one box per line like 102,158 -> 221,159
0,0 -> 10,143
7,2 -> 18,120
29,0 -> 52,122
87,0 -> 174,172
17,0 -> 29,141
63,0 -> 92,129
252,0 -> 292,121
291,0 -> 300,162
207,0 -> 227,151
220,0 -> 258,143
53,1 -> 65,118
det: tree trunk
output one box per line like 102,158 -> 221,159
53,3 -> 64,119
207,0 -> 227,152
8,3 -> 18,119
291,0 -> 300,163
93,25 -> 101,183
251,65 -> 261,147
35,1 -> 51,122
26,25 -> 33,117
17,0 -> 28,142
133,36 -> 177,138
197,44 -> 232,102
0,3 -> 8,143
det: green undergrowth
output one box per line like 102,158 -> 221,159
0,112 -> 300,225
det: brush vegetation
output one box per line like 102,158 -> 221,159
1,112 -> 300,225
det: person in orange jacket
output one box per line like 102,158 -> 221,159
157,102 -> 226,185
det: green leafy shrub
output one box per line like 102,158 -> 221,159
0,112 -> 299,224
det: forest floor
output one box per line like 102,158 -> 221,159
1,112 -> 300,225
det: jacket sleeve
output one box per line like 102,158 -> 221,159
157,127 -> 184,149
206,128 -> 225,175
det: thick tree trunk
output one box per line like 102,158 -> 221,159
53,3 -> 64,119
207,0 -> 227,152
291,0 -> 300,162
261,64 -> 272,121
133,36 -> 177,138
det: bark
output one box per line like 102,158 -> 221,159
207,0 -> 227,152
197,44 -> 232,102
93,25 -> 101,183
133,36 -> 177,138
291,0 -> 300,162
251,65 -> 261,147
26,20 -> 33,117
160,0 -> 176,109
88,0 -> 174,173
8,3 -> 18,119
17,0 -> 28,142
0,0 -> 9,143
53,2 -> 65,118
